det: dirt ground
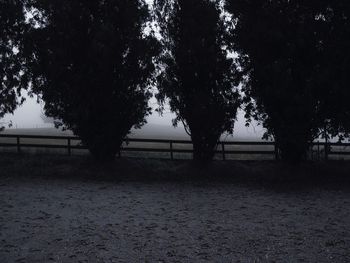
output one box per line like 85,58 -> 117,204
1,154 -> 350,262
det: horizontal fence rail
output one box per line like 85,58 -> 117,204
0,134 -> 350,160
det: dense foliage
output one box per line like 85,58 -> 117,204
319,2 -> 350,139
154,0 -> 242,162
26,0 -> 159,160
226,0 -> 331,161
0,0 -> 27,125
2,0 -> 350,163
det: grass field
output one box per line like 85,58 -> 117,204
1,154 -> 350,262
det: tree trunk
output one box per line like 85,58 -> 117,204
192,136 -> 217,164
88,139 -> 122,162
277,140 -> 308,163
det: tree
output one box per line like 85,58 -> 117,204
40,111 -> 54,124
0,0 -> 27,129
319,2 -> 350,140
226,0 -> 329,162
154,0 -> 241,162
26,0 -> 159,160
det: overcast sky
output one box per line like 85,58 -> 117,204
2,92 -> 265,139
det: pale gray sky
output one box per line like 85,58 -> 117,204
2,93 -> 265,139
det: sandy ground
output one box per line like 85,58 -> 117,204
1,156 -> 350,262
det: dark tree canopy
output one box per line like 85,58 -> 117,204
40,111 -> 54,124
154,0 -> 241,162
227,0 -> 330,161
26,0 -> 159,160
0,0 -> 27,125
319,2 -> 350,139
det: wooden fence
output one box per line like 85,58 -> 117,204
0,134 -> 350,160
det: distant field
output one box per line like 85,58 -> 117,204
1,127 -> 72,136
0,124 -> 262,141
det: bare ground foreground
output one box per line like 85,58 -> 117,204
1,153 -> 350,262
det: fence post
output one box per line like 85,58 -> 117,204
67,138 -> 71,156
310,144 -> 313,161
325,142 -> 329,161
324,134 -> 329,161
170,141 -> 173,160
221,142 -> 225,161
274,143 -> 279,160
16,136 -> 21,153
309,144 -> 314,161
324,125 -> 329,161
118,145 -> 122,158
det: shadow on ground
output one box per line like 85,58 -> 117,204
1,152 -> 349,191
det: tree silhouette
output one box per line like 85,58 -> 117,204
40,111 -> 54,124
0,0 -> 27,127
26,0 -> 159,160
319,2 -> 350,140
154,0 -> 242,162
226,0 -> 329,162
